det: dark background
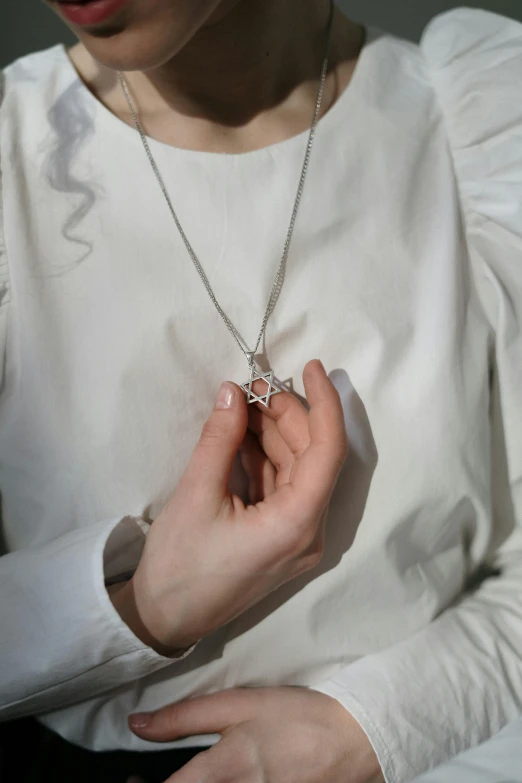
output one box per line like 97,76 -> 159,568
2,0 -> 522,67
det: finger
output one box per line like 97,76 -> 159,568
180,382 -> 248,513
129,689 -> 262,742
249,381 -> 311,460
239,430 -> 276,503
290,360 -> 348,508
247,387 -> 310,487
247,407 -> 294,482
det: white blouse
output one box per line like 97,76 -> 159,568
0,8 -> 521,782
414,717 -> 522,783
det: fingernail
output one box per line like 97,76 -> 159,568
215,382 -> 235,410
129,712 -> 151,729
315,359 -> 325,372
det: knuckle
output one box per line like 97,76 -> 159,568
299,550 -> 324,572
332,439 -> 349,473
275,457 -> 295,474
291,542 -> 324,576
275,530 -> 304,562
282,520 -> 321,560
303,534 -> 325,566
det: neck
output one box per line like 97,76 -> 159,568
131,0 -> 335,126
69,0 -> 363,152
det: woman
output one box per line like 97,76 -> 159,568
0,0 -> 521,782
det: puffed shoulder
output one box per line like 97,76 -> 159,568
0,66 -> 12,408
420,8 -> 522,239
421,9 -> 522,427
0,68 -> 9,314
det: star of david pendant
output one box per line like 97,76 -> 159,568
240,360 -> 282,408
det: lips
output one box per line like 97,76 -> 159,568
56,0 -> 130,26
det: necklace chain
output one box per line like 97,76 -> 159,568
117,1 -> 334,365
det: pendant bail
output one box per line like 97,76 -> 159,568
246,351 -> 255,367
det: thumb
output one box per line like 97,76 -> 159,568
181,382 -> 248,511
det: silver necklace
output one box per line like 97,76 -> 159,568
117,1 -> 334,407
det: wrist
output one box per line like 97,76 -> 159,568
108,578 -> 188,658
351,721 -> 385,783
328,696 -> 385,783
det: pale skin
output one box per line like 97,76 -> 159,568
43,0 -> 383,780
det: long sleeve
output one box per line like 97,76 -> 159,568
412,718 -> 522,783
0,80 -> 191,721
311,9 -> 522,782
0,517 -> 188,720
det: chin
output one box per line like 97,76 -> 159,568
76,24 -> 192,72
48,0 -> 222,72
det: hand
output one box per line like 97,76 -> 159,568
128,686 -> 384,783
112,360 -> 349,654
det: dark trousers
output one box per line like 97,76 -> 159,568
0,718 -> 207,783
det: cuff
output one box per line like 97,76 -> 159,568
103,515 -> 151,586
0,516 -> 196,718
311,678 -> 397,783
97,516 -> 197,662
